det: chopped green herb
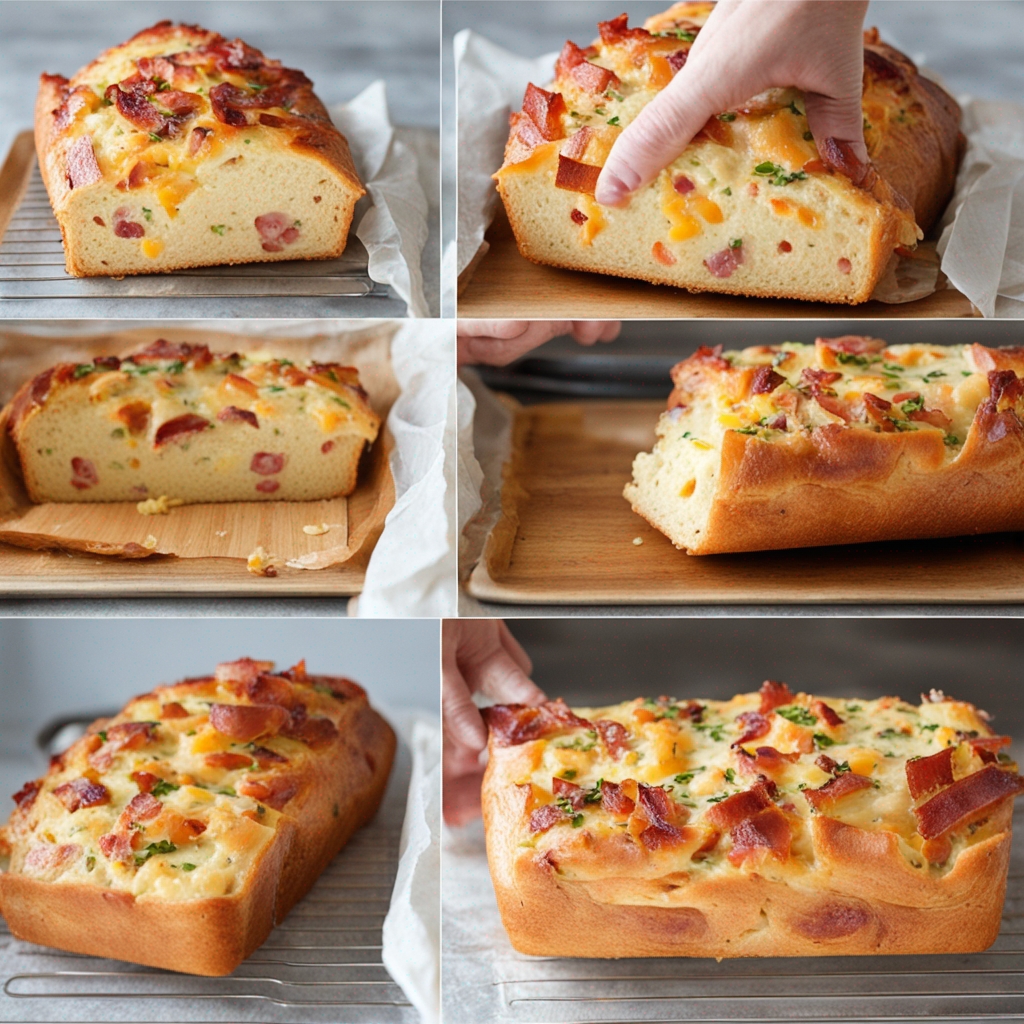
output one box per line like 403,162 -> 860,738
721,186 -> 732,195
248,82 -> 267,92
706,793 -> 730,804
845,704 -> 861,712
72,364 -> 96,379
218,787 -> 237,797
944,434 -> 961,447
922,370 -> 947,381
594,106 -> 607,116
244,138 -> 251,144
98,731 -> 108,742
583,779 -> 604,804
833,761 -> 852,774
962,370 -> 972,377
729,237 -> 742,249
166,360 -> 185,374
674,768 -> 705,784
900,394 -> 925,415
210,224 -> 226,236
813,733 -> 835,749
920,723 -> 940,732
85,855 -> 96,871
723,768 -> 736,783
179,863 -> 197,871
147,133 -> 162,143
753,161 -> 808,186
775,705 -> 816,727
876,728 -> 907,740
607,116 -> 621,126
150,780 -> 180,798
718,112 -> 736,122
561,769 -> 577,780
134,840 -> 176,866
606,89 -> 625,102
330,396 -> 351,409
836,351 -> 873,367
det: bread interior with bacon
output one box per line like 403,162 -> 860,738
482,682 -> 1023,958
35,21 -> 364,277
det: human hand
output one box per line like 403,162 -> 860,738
595,0 -> 870,206
442,619 -> 546,825
457,320 -> 621,367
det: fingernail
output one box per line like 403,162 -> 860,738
594,173 -> 630,207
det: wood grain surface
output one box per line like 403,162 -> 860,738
457,207 -> 978,320
466,399 -> 1024,605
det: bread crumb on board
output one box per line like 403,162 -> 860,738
247,545 -> 278,577
302,523 -> 331,536
141,535 -> 158,550
632,537 -> 643,546
137,495 -> 185,516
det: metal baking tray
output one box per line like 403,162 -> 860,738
0,719 -> 417,1023
0,136 -> 386,301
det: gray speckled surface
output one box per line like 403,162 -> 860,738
0,0 -> 441,318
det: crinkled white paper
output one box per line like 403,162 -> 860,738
383,717 -> 441,1024
333,81 -> 431,318
455,32 -> 1022,315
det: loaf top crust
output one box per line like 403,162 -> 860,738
483,683 -> 1024,891
7,338 -> 381,450
0,658 -> 379,900
37,20 -> 363,208
498,2 -> 963,242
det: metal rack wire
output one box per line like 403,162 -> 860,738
476,807 -> 1024,1023
0,746 -> 416,1023
0,164 -> 385,300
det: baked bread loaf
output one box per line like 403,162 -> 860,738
0,657 -> 396,976
7,338 -> 380,504
494,2 -> 963,304
35,21 -> 364,277
625,337 -> 1024,554
482,682 -> 1024,958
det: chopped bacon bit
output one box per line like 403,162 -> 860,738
281,708 -> 339,748
909,406 -> 953,429
750,366 -> 785,395
237,775 -> 299,810
778,240 -> 792,253
571,60 -> 619,95
673,175 -> 695,195
801,368 -> 843,388
187,126 -> 212,156
748,182 -> 759,197
66,135 -> 102,189
250,745 -> 289,767
594,719 -> 629,758
694,115 -> 733,147
667,50 -> 688,74
552,776 -> 585,810
863,393 -> 896,431
522,82 -> 567,141
759,680 -> 794,714
132,340 -> 213,366
24,843 -> 81,873
555,156 -> 601,195
600,780 -> 635,815
52,777 -> 110,812
652,241 -> 676,265
914,765 -> 1024,839
255,212 -> 300,252
635,783 -> 687,850
819,137 -> 877,189
529,803 -> 567,832
893,391 -> 919,403
728,805 -> 791,865
803,772 -> 874,811
204,752 -> 255,770
969,735 -> 1012,758
482,700 -> 594,747
922,834 -> 952,864
208,702 -> 290,742
97,832 -> 133,862
555,40 -> 590,79
816,754 -> 839,774
70,456 -> 98,490
597,13 -> 650,43
251,451 -> 285,475
906,748 -> 955,800
130,771 -> 160,793
161,701 -> 189,719
734,711 -> 771,746
811,700 -> 843,728
218,405 -> 259,429
94,216 -> 105,227
705,784 -> 774,831
154,413 -> 210,446
12,780 -> 41,809
570,208 -> 588,225
89,721 -> 157,769
737,746 -> 800,777
321,440 -> 335,454
819,335 -> 885,356
838,258 -> 852,274
768,413 -> 787,430
704,243 -> 744,278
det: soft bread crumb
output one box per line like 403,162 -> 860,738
141,535 -> 158,550
137,495 -> 185,515
632,537 -> 643,546
215,530 -> 228,538
247,545 -> 278,577
302,523 -> 331,536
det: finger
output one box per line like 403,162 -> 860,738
596,321 -> 622,342
595,73 -> 723,205
456,320 -> 530,341
442,766 -> 486,826
569,321 -> 617,346
457,322 -> 567,366
442,664 -> 488,753
804,89 -> 868,168
498,621 -> 534,677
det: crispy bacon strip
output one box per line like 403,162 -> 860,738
281,706 -> 339,748
728,806 -> 791,866
89,721 -> 157,770
24,843 -> 81,874
906,747 -> 954,800
968,735 -> 1012,764
555,156 -> 601,194
237,775 -> 299,810
529,803 -> 567,833
597,13 -> 651,43
218,405 -> 259,428
161,702 -> 189,719
736,746 -> 800,777
817,335 -> 885,356
131,340 -> 213,367
803,772 -> 874,811
130,771 -> 160,793
482,700 -> 593,746
552,776 -> 585,810
600,780 -> 635,815
635,783 -> 687,850
52,777 -> 110,813
251,745 -> 289,767
12,780 -> 41,809
154,413 -> 211,446
811,700 -> 844,728
733,711 -> 771,746
594,719 -> 629,758
522,83 -> 567,141
705,783 -> 774,831
800,368 -> 843,388
914,765 -> 1024,839
750,367 -> 785,395
759,680 -> 794,713
209,702 -> 290,742
205,752 -> 255,770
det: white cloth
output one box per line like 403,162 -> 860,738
333,81 -> 431,318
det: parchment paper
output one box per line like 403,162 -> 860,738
0,325 -> 399,569
455,30 -> 1020,313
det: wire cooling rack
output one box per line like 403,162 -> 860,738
445,807 -> 1024,1024
0,157 -> 384,300
0,743 -> 416,1023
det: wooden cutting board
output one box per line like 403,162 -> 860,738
457,207 -> 978,319
466,399 -> 1024,605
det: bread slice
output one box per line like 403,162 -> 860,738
35,21 -> 364,277
482,683 -> 1024,958
0,657 -> 396,976
624,337 -> 1024,554
7,339 -> 380,504
494,2 -> 963,304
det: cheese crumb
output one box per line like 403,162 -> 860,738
632,537 -> 643,546
302,523 -> 331,536
215,530 -> 228,538
141,535 -> 158,550
137,495 -> 185,516
247,545 -> 278,577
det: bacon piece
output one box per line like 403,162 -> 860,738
818,335 -> 885,356
154,413 -> 210,446
522,83 -> 567,141
800,368 -> 843,388
215,657 -> 275,685
97,832 -> 133,863
600,780 -> 635,815
510,109 -> 546,150
250,451 -> 285,475
555,156 -> 601,195
767,413 -> 787,430
53,84 -> 95,132
705,784 -> 774,831
750,367 -> 785,395
237,774 -> 300,810
694,115 -> 733,147
818,137 -> 877,189
673,175 -> 694,194
909,406 -> 952,429
187,126 -> 212,156
205,752 -> 255,770
281,709 -> 339,748
571,60 -> 619,95
733,711 -> 771,746
120,792 -> 161,827
130,771 -> 160,793
106,79 -> 201,137
52,777 -> 110,812
529,803 -> 568,833
597,13 -> 650,43
161,702 -> 189,719
811,700 -> 844,728
989,369 -> 1024,408
816,754 -> 839,774
914,765 -> 1024,839
968,735 -> 1012,763
251,745 -> 289,767
482,700 -> 594,746
863,393 -> 896,431
12,780 -> 41,809
562,126 -> 594,161
704,243 -> 744,278
727,805 -> 791,865
635,783 -> 686,850
667,49 -> 688,74
24,843 -> 81,874
595,719 -> 629,758
552,776 -> 585,810
209,702 -> 290,742
238,673 -> 296,709
736,746 -> 800,777
906,747 -> 954,800
571,209 -> 588,226
254,212 -> 300,252
71,456 -> 98,490
135,55 -> 197,87
803,772 -> 874,811
66,134 -> 102,189
131,340 -> 213,366
89,721 -> 157,769
217,405 -> 259,428
759,680 -> 794,713
555,40 -> 591,79
969,344 -> 1024,373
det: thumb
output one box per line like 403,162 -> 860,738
442,668 -> 488,754
595,76 -> 721,207
804,89 -> 868,173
